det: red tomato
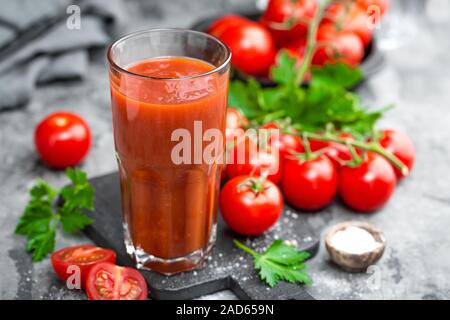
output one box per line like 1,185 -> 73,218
324,3 -> 373,47
219,22 -> 276,76
313,23 -> 365,66
226,107 -> 248,130
357,0 -> 389,16
225,107 -> 248,143
220,175 -> 283,235
226,138 -> 283,184
282,155 -> 338,211
284,38 -> 306,61
35,112 -> 91,169
86,262 -> 148,300
260,122 -> 280,130
339,152 -> 396,212
379,129 -> 415,178
51,245 -> 116,289
208,14 -> 250,38
269,132 -> 304,160
260,122 -> 304,160
260,0 -> 317,47
309,133 -> 356,169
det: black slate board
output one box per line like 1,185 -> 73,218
190,10 -> 385,86
83,172 -> 320,300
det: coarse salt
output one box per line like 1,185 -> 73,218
330,226 -> 381,254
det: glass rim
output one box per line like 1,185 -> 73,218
107,28 -> 232,81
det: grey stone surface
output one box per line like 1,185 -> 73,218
1,0 -> 450,300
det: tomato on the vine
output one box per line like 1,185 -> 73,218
35,112 -> 91,169
309,133 -> 356,169
339,152 -> 396,212
51,245 -> 116,288
226,138 -> 283,184
86,262 -> 148,300
260,0 -> 317,47
219,22 -> 277,76
260,122 -> 304,160
324,3 -> 373,47
379,129 -> 415,178
283,38 -> 306,61
282,155 -> 338,211
220,175 -> 283,235
269,133 -> 304,160
313,23 -> 365,66
208,14 -> 250,38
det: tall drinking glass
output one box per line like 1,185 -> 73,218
107,29 -> 231,275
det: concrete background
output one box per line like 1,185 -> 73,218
1,0 -> 450,299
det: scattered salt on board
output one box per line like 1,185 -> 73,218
330,226 -> 381,254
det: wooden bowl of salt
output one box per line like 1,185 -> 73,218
325,221 -> 386,272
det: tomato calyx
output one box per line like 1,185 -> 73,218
237,175 -> 270,196
288,132 -> 323,163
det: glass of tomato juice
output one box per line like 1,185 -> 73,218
107,29 -> 231,274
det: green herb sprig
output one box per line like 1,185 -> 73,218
15,168 -> 94,261
234,239 -> 312,287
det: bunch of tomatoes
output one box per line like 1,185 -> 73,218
219,108 -> 415,236
208,0 -> 389,76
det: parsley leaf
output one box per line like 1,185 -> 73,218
228,79 -> 262,119
15,168 -> 94,261
270,50 -> 298,85
311,62 -> 363,89
60,168 -> 95,211
234,239 -> 312,288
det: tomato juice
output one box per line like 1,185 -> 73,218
109,52 -> 229,274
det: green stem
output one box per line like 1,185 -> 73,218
294,0 -> 332,86
233,239 -> 259,257
301,132 -> 313,160
303,132 -> 409,176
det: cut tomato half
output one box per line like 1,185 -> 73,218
51,245 -> 116,289
86,262 -> 148,300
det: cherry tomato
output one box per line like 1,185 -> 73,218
313,23 -> 365,66
339,152 -> 396,212
284,38 -> 306,61
226,138 -> 283,184
357,0 -> 389,17
269,133 -> 304,160
35,112 -> 91,169
259,122 -> 304,160
309,133 -> 356,169
260,122 -> 281,130
226,107 -> 248,130
225,107 -> 248,143
282,155 -> 338,211
379,129 -> 415,178
324,3 -> 373,47
260,0 -> 317,47
86,262 -> 148,300
219,22 -> 276,76
51,245 -> 116,289
220,175 -> 283,235
208,14 -> 250,38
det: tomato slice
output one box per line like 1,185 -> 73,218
51,245 -> 116,289
86,262 -> 148,300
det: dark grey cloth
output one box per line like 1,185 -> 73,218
0,0 -> 124,110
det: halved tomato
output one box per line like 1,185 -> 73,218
51,245 -> 116,289
86,262 -> 148,300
